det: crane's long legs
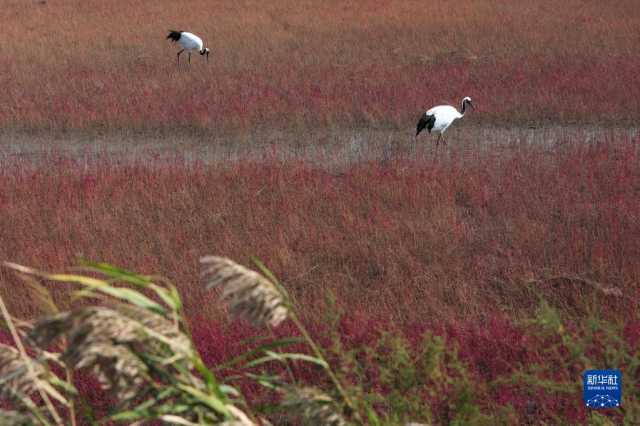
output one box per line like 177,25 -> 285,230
188,52 -> 191,64
436,134 -> 442,147
177,49 -> 184,65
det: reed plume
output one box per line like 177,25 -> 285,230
29,305 -> 193,401
201,256 -> 288,327
0,343 -> 46,400
30,308 -> 148,400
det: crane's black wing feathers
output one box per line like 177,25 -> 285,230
416,114 -> 436,136
167,30 -> 183,42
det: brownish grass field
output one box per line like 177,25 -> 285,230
2,0 -> 639,130
1,0 -> 639,423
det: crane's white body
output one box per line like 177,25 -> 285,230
425,105 -> 463,134
176,32 -> 204,53
416,97 -> 473,146
167,30 -> 210,64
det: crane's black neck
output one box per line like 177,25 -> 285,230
460,101 -> 467,115
200,49 -> 207,55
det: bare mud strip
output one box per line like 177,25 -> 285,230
0,126 -> 637,170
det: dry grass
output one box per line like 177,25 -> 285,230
29,305 -> 192,401
0,343 -> 45,400
0,257 -> 363,424
5,0 -> 638,67
201,256 -> 289,328
0,263 -> 261,425
1,0 -> 639,131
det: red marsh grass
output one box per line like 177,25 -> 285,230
0,137 -> 637,324
2,1 -> 639,422
2,0 -> 639,131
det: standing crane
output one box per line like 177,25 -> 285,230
166,30 -> 210,65
416,97 -> 474,146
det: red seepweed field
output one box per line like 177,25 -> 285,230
1,0 -> 640,424
1,135 -> 639,423
2,0 -> 640,130
1,137 -> 639,322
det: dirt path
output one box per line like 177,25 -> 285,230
1,125 -> 637,169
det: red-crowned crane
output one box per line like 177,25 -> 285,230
166,30 -> 210,64
416,97 -> 474,146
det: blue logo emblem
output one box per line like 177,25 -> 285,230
583,370 -> 621,408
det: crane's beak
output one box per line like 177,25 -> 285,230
206,51 -> 210,62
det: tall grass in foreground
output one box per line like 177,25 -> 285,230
0,258 -> 352,425
0,258 -> 638,424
